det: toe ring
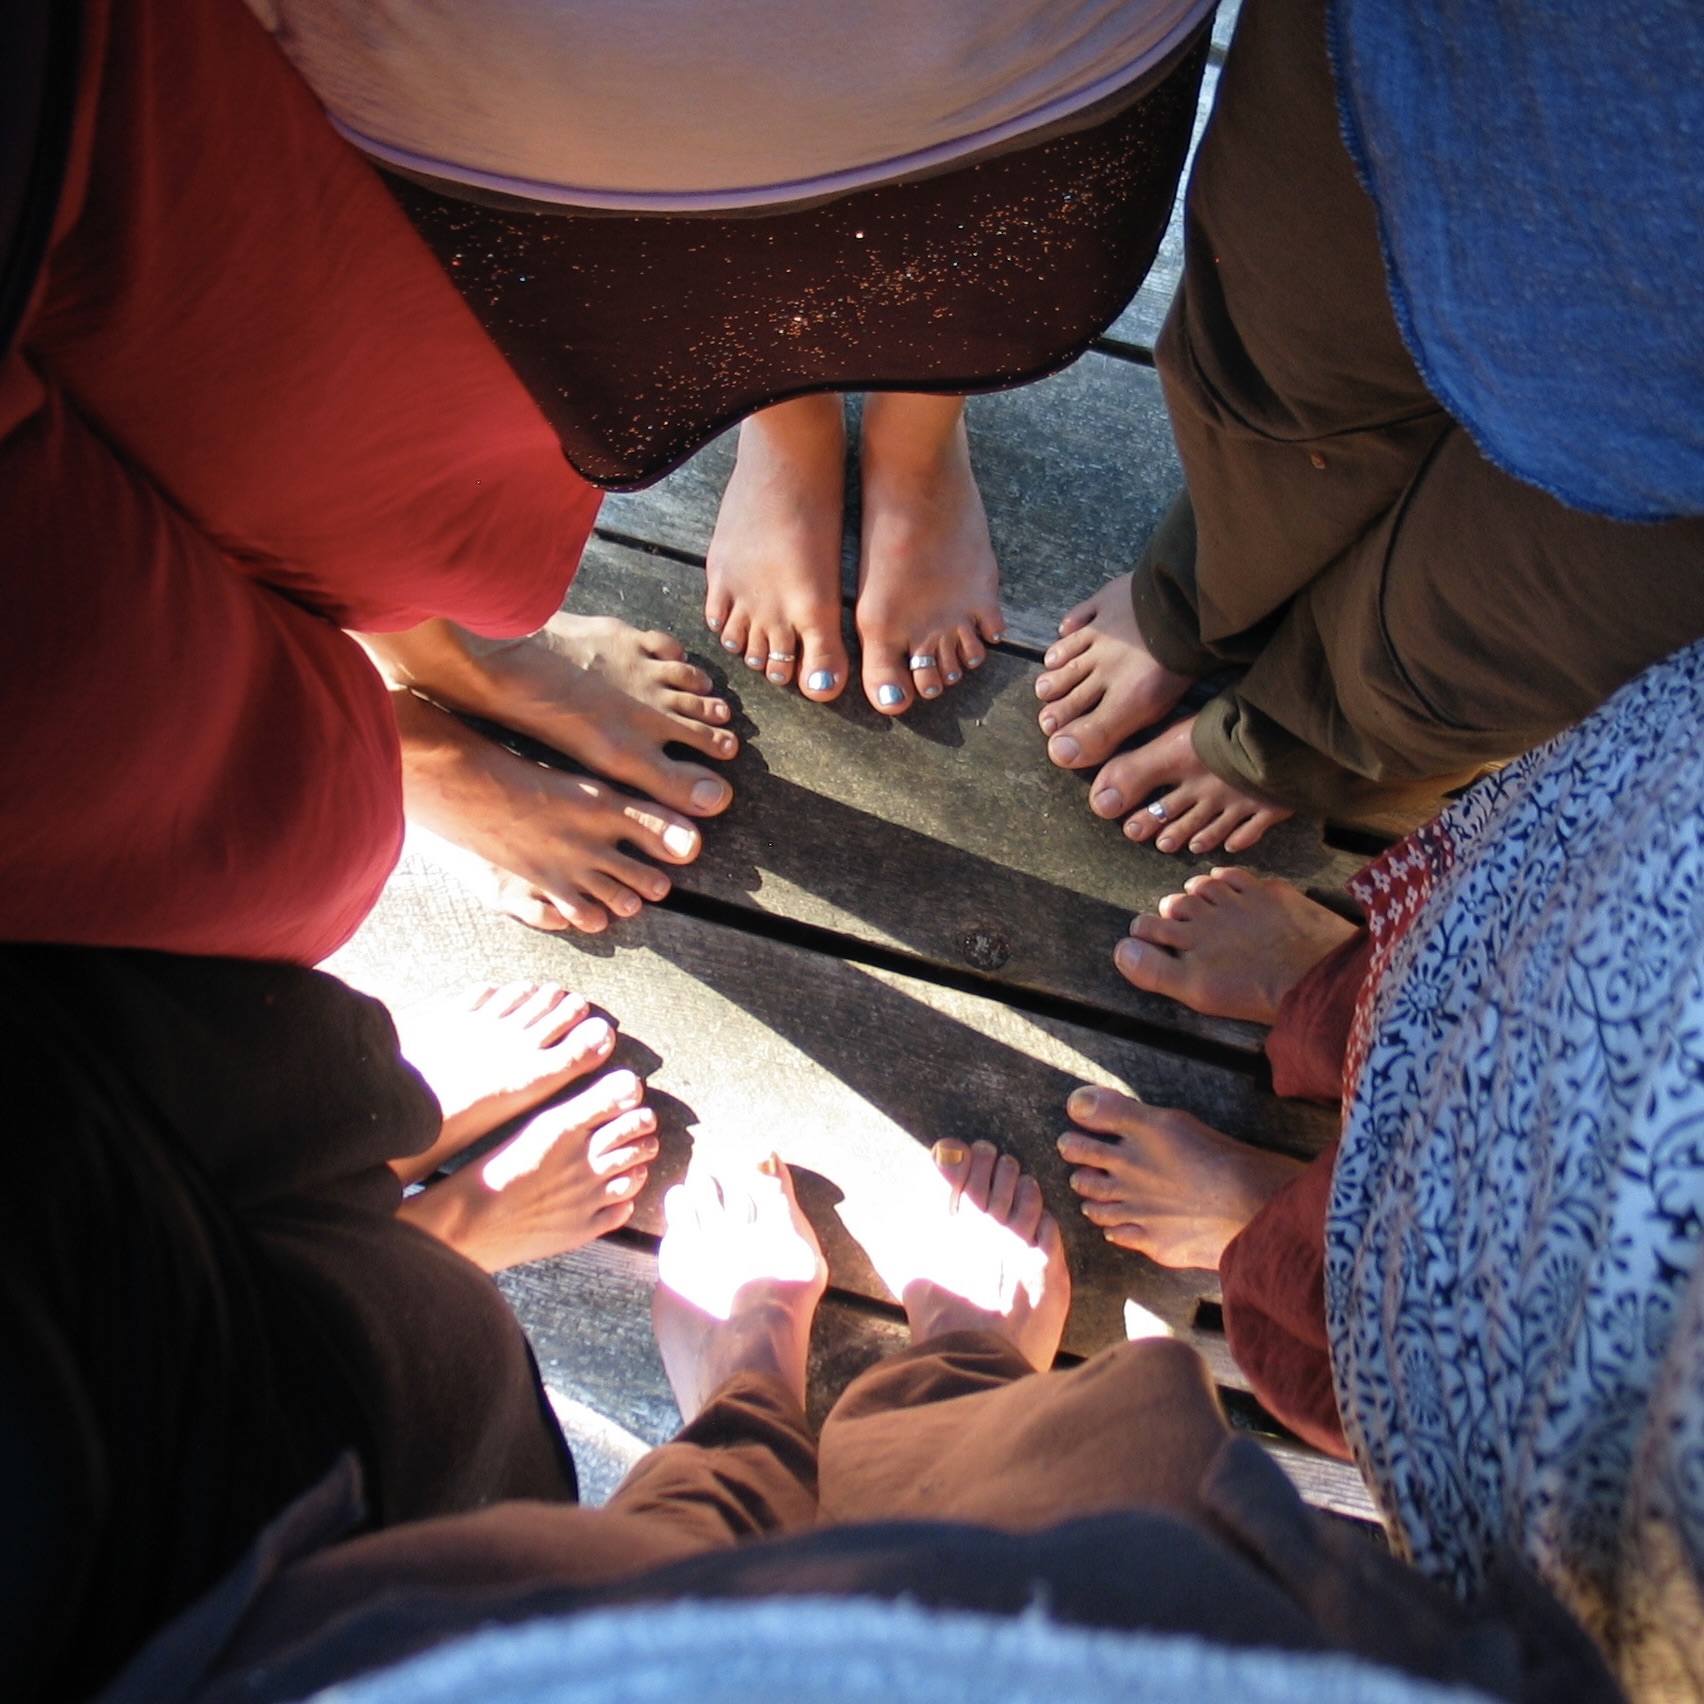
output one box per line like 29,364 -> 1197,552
907,653 -> 937,672
767,650 -> 797,662
1147,800 -> 1170,823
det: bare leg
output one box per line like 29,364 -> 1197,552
398,1069 -> 657,1271
1057,1086 -> 1302,1270
390,981 -> 620,1183
1114,866 -> 1358,1023
1092,718 -> 1293,856
1037,572 -> 1196,764
855,393 -> 1005,714
653,1153 -> 829,1422
705,394 -> 851,702
395,689 -> 703,934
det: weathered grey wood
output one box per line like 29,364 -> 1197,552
326,845 -> 1336,1361
599,351 -> 1183,655
499,1230 -> 1378,1525
562,538 -> 1362,1054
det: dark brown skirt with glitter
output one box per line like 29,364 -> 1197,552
381,30 -> 1209,489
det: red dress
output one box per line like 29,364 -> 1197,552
0,0 -> 599,962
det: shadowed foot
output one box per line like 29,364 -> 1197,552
653,1153 -> 829,1421
855,394 -> 1004,715
1058,1086 -> 1302,1270
392,980 -> 620,1183
839,1138 -> 1070,1371
1114,866 -> 1359,1024
1091,719 -> 1293,856
399,1068 -> 657,1271
706,393 -> 851,703
1038,572 -> 1195,767
397,692 -> 705,934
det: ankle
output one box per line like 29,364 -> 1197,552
741,393 -> 846,462
859,393 -> 967,481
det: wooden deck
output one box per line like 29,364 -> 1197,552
326,2 -> 1407,1525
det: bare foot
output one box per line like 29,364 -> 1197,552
395,690 -> 703,934
390,981 -> 618,1184
398,1069 -> 657,1271
1038,572 -> 1195,767
1114,867 -> 1358,1023
366,615 -> 737,822
839,1138 -> 1070,1372
1057,1086 -> 1303,1270
705,393 -> 851,703
855,393 -> 1005,714
1092,718 -> 1293,856
653,1153 -> 829,1421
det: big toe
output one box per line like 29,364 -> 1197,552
1112,935 -> 1192,1004
1046,697 -> 1135,770
861,637 -> 914,715
1065,1083 -> 1143,1135
799,624 -> 850,702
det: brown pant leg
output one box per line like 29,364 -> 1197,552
1142,0 -> 1704,816
220,1372 -> 818,1673
818,1329 -> 1230,1531
1143,0 -> 1446,651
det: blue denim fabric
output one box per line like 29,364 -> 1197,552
1329,0 -> 1704,522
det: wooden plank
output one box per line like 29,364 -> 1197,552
501,1231 -> 1378,1525
600,350 -> 1184,655
325,843 -> 1337,1362
559,539 -> 1364,1055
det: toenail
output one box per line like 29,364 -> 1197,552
1092,788 -> 1121,814
807,670 -> 836,692
932,1140 -> 968,1166
877,684 -> 904,707
707,616 -> 723,632
691,779 -> 728,809
1040,713 -> 1057,735
1158,835 -> 1178,853
768,668 -> 787,682
922,684 -> 941,698
1050,735 -> 1080,763
721,637 -> 740,652
968,654 -> 984,668
1036,675 -> 1052,695
946,671 -> 961,684
663,825 -> 698,856
745,655 -> 763,669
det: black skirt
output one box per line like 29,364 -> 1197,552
381,29 -> 1209,489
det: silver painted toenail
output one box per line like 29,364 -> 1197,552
878,684 -> 905,707
967,654 -> 984,669
923,685 -> 941,697
707,616 -> 723,632
745,655 -> 763,669
722,637 -> 740,651
946,671 -> 961,683
807,670 -> 835,692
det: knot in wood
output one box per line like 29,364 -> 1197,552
958,927 -> 1011,972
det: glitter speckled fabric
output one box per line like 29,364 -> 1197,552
382,36 -> 1207,489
